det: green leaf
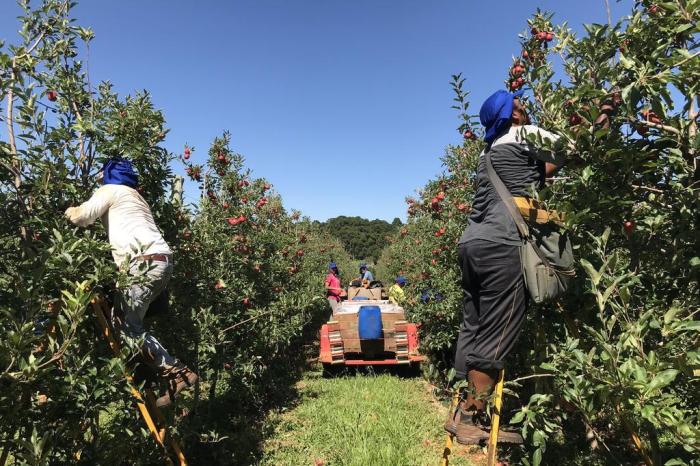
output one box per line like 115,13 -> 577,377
675,321 -> 700,332
664,307 -> 681,325
619,54 -> 635,69
646,369 -> 679,395
533,448 -> 543,466
580,258 -> 601,286
674,23 -> 693,33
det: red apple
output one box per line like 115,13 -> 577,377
242,297 -> 251,306
184,146 -> 191,158
641,109 -> 662,124
623,220 -> 635,234
537,31 -> 547,41
546,32 -> 554,42
457,203 -> 468,211
569,113 -> 582,126
47,90 -> 58,101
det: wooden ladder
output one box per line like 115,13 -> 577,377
326,320 -> 346,364
394,321 -> 410,364
91,297 -> 187,466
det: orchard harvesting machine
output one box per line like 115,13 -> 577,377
318,286 -> 425,370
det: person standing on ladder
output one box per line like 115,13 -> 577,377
65,158 -> 198,408
445,89 -> 571,445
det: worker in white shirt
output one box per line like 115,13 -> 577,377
65,158 -> 197,408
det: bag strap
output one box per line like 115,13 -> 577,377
484,150 -> 530,238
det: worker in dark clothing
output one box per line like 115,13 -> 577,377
444,89 -> 570,445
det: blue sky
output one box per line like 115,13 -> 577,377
1,0 -> 632,221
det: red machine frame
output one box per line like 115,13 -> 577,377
318,318 -> 425,366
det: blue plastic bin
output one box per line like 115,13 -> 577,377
358,305 -> 383,340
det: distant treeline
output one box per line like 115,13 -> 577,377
315,216 -> 402,263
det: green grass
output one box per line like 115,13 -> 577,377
260,367 -> 480,466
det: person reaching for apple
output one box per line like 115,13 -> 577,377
65,158 -> 198,408
445,89 -> 572,445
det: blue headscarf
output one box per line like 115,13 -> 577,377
102,158 -> 138,188
396,276 -> 407,285
329,262 -> 338,271
480,89 -> 525,144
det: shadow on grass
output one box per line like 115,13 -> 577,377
322,362 -> 423,379
160,312 -> 330,465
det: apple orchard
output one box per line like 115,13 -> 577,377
1,1 -> 699,465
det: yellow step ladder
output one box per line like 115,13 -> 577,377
92,297 -> 187,466
440,368 -> 505,466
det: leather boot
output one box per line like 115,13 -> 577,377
444,399 -> 467,435
155,363 -> 198,408
464,368 -> 498,411
466,369 -> 523,444
493,427 -> 524,444
454,410 -> 490,445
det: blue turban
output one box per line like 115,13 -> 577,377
480,89 -> 525,144
102,158 -> 138,188
329,262 -> 338,270
396,276 -> 407,285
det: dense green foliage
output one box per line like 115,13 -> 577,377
317,215 -> 401,263
0,2 -> 352,464
378,2 -> 699,465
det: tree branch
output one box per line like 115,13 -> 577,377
636,119 -> 681,135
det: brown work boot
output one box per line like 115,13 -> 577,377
155,364 -> 198,408
444,400 -> 466,435
454,410 -> 490,445
493,427 -> 524,444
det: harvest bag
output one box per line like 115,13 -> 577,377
484,151 -> 575,303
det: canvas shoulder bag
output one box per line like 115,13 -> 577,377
484,151 -> 575,304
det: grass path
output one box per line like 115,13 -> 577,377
260,367 -> 485,466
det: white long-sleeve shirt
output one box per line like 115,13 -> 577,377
68,184 -> 172,266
